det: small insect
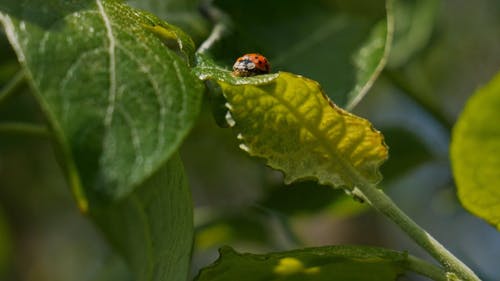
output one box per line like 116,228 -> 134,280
232,53 -> 271,77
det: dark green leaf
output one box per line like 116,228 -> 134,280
196,246 -> 408,281
0,0 -> 203,208
92,154 -> 193,281
451,71 -> 500,230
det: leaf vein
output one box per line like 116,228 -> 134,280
97,0 -> 117,128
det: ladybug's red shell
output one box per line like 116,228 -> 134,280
232,53 -> 270,77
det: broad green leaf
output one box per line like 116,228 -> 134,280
195,246 -> 408,281
0,0 -> 203,209
388,0 -> 439,68
92,154 -> 193,281
451,71 -> 500,230
211,0 -> 393,108
194,57 -> 388,189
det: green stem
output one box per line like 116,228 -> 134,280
197,0 -> 231,54
406,255 -> 448,281
0,122 -> 51,138
0,69 -> 26,105
354,183 -> 480,281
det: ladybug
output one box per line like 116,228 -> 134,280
232,53 -> 271,77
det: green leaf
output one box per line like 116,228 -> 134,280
92,153 -> 193,281
211,0 -> 394,108
195,246 -> 408,281
451,71 -> 500,230
0,0 -> 203,208
388,0 -> 439,68
195,58 -> 388,189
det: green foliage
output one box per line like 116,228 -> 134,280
92,154 -> 193,281
0,0 -> 203,207
1,0 -> 498,280
196,246 -> 407,281
451,71 -> 500,230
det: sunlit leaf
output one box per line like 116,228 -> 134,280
92,154 -> 193,281
194,57 -> 388,190
196,246 -> 408,281
0,0 -> 203,208
451,71 -> 500,230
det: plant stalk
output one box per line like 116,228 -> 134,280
406,255 -> 448,281
197,0 -> 231,54
354,183 -> 480,281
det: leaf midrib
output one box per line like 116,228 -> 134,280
235,74 -> 369,188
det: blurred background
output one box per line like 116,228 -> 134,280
1,0 -> 500,280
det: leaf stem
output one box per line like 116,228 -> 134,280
0,122 -> 51,138
0,69 -> 26,106
354,182 -> 480,281
197,0 -> 231,54
406,255 -> 447,281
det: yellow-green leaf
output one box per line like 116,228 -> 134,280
195,56 -> 388,189
451,71 -> 500,230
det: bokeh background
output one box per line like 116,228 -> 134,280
1,0 -> 500,280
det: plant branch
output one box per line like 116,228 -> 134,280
353,182 -> 480,281
406,255 -> 448,281
197,0 -> 231,54
0,69 -> 26,105
0,122 -> 51,138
